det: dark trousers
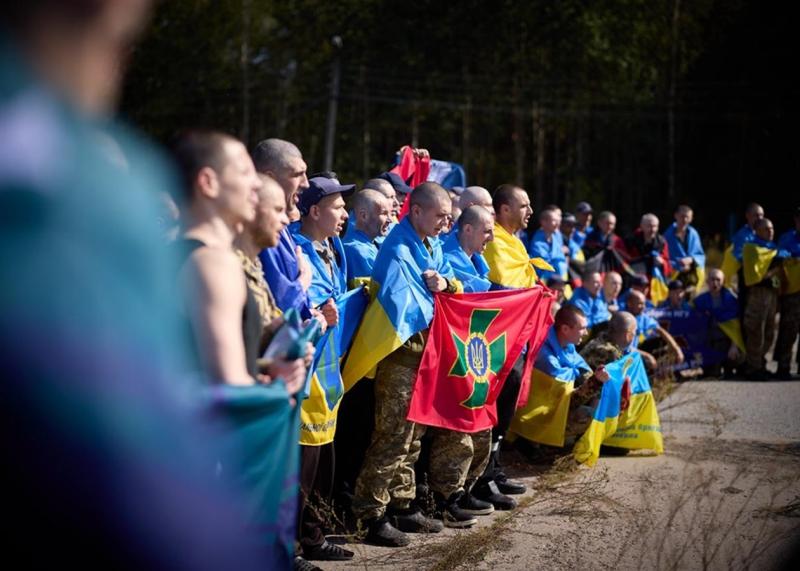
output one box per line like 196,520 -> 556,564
479,355 -> 524,484
298,442 -> 335,552
332,379 -> 375,501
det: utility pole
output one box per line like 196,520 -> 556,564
323,35 -> 343,172
240,0 -> 251,143
667,0 -> 681,201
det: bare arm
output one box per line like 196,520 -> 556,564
182,248 -> 255,386
655,326 -> 684,364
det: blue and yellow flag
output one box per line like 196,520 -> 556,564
510,328 -> 591,447
300,286 -> 367,445
341,218 -> 459,390
692,287 -> 745,353
573,352 -> 663,466
649,266 -> 670,307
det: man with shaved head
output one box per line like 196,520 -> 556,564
343,189 -> 392,284
567,270 -> 611,330
252,138 -> 315,321
350,182 -> 466,545
603,271 -> 624,312
625,213 -> 673,305
528,208 -> 567,283
741,217 -> 785,380
625,289 -> 684,372
364,178 -> 400,221
693,268 -> 745,378
722,202 -> 766,290
459,186 -> 495,218
583,210 -> 628,276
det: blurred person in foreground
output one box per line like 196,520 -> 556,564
0,2 -> 274,569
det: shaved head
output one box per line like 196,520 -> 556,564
410,182 -> 450,210
363,178 -> 394,196
459,186 -> 494,215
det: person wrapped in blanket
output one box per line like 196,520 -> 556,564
692,268 -> 745,378
624,289 -> 685,375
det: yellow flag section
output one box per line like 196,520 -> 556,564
573,352 -> 663,466
510,328 -> 591,447
742,240 -> 778,286
511,369 -> 573,447
484,223 -> 552,288
783,258 -> 800,295
720,244 -> 740,288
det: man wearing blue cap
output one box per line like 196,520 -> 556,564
290,176 -> 355,564
378,171 -> 413,208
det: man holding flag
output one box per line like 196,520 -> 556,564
291,176 -> 359,563
511,306 -> 611,451
664,205 -> 706,292
344,183 -> 464,546
693,268 -> 745,378
342,189 -> 393,286
473,184 -> 547,506
721,202 -> 764,290
625,213 -> 672,306
741,218 -> 787,380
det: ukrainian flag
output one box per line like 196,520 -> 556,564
784,258 -> 800,295
649,266 -> 670,307
742,238 -> 781,286
510,329 -> 591,447
693,287 -> 745,354
484,223 -> 553,288
341,218 -> 460,391
573,352 -> 663,466
300,286 -> 367,445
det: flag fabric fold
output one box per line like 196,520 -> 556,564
573,352 -> 663,466
207,383 -> 300,567
341,218 -> 459,390
406,287 -> 553,432
484,223 -> 551,288
300,286 -> 367,445
510,328 -> 591,447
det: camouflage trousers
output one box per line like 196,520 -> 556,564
352,358 -> 477,520
776,292 -> 800,369
743,286 -> 779,370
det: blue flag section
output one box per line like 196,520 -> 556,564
573,352 -> 663,466
207,384 -> 300,569
301,286 -> 368,445
650,306 -> 726,371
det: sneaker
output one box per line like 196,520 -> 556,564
363,517 -> 410,547
437,492 -> 478,528
304,540 -> 354,561
495,476 -> 526,495
293,556 -> 323,571
473,480 -> 517,511
388,507 -> 444,534
458,492 -> 494,516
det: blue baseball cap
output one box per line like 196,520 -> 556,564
297,176 -> 355,216
378,171 -> 413,195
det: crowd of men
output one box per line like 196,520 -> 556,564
166,129 -> 799,570
2,4 -> 799,570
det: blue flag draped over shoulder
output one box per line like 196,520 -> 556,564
300,286 -> 367,445
342,218 -> 458,390
573,352 -> 663,466
442,232 -> 492,293
208,383 -> 300,568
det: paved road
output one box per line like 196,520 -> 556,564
321,379 -> 800,570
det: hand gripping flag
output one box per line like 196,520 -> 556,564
406,287 -> 554,433
300,286 -> 367,445
484,223 -> 553,288
341,217 -> 459,391
573,352 -> 663,466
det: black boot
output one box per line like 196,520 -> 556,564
388,507 -> 443,533
363,516 -> 410,547
472,480 -> 517,510
435,491 -> 478,528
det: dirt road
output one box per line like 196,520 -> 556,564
321,380 -> 800,570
